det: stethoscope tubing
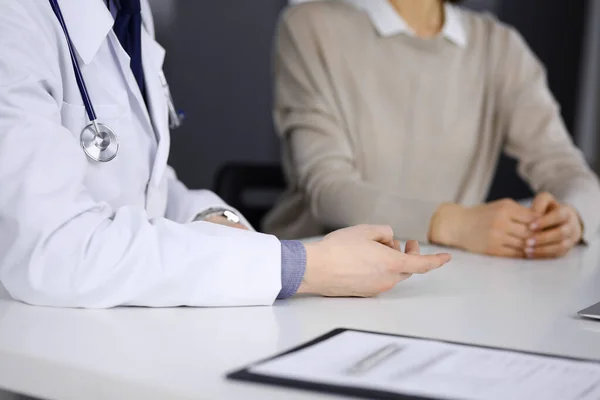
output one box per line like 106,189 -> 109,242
48,0 -> 98,123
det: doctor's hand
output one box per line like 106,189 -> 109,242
429,200 -> 537,258
525,192 -> 583,259
205,215 -> 249,231
298,225 -> 451,298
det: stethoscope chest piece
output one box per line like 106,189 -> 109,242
80,122 -> 119,162
50,0 -> 183,164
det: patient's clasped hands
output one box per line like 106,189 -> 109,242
429,192 -> 583,259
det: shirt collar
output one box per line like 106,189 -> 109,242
345,0 -> 468,48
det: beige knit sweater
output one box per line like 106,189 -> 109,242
264,1 -> 600,242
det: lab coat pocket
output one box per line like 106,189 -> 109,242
60,101 -> 123,134
60,101 -> 125,203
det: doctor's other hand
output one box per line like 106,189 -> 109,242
525,192 -> 583,259
298,225 -> 451,298
429,199 -> 537,258
204,215 -> 249,230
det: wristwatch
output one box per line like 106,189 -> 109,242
194,208 -> 241,224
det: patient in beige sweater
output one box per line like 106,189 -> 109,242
264,0 -> 600,259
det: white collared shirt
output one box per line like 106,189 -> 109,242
291,0 -> 468,47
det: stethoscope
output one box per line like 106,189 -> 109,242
48,0 -> 184,163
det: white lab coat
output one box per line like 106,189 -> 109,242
0,0 -> 282,308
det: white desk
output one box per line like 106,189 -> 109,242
1,240 -> 600,400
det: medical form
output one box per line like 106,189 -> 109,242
229,329 -> 600,400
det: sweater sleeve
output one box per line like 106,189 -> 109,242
274,7 -> 440,242
496,27 -> 600,243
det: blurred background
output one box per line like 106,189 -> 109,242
149,0 -> 599,202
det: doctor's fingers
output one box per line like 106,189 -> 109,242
404,240 -> 421,255
360,224 -> 396,248
388,252 -> 451,275
388,239 -> 402,251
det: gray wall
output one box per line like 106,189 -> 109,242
576,0 -> 600,174
155,0 -> 287,190
487,0 -> 590,200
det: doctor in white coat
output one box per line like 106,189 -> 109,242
0,0 -> 450,309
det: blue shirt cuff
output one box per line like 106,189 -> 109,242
278,240 -> 306,299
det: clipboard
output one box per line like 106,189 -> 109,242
578,301 -> 600,320
227,328 -> 600,400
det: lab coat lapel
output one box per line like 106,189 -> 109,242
141,32 -> 170,187
140,0 -> 170,186
108,32 -> 157,143
59,0 -> 153,137
57,0 -> 114,65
